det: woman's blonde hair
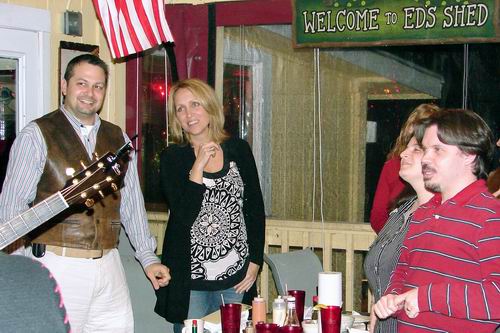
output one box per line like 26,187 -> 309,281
387,103 -> 440,159
168,78 -> 228,145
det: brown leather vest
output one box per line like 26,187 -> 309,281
30,110 -> 128,249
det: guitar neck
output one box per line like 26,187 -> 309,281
0,192 -> 69,250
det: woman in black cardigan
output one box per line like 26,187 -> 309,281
154,79 -> 265,332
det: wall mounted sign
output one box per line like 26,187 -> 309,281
293,0 -> 500,47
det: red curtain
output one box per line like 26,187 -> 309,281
216,0 -> 292,27
165,4 -> 209,80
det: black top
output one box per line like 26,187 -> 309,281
364,197 -> 416,333
155,138 -> 265,323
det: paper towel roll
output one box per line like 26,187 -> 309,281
318,272 -> 342,306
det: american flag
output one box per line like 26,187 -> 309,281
92,0 -> 174,59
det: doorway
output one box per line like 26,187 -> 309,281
0,3 -> 51,189
0,58 -> 17,191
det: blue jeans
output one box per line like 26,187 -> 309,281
173,288 -> 243,333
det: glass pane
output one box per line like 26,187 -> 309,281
223,27 -> 273,215
467,44 -> 500,138
0,57 -> 17,191
223,63 -> 254,143
222,25 -> 499,223
221,23 -> 500,314
140,47 -> 171,211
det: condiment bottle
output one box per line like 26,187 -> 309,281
283,296 -> 300,326
244,320 -> 255,333
272,296 -> 286,326
191,319 -> 197,333
252,295 -> 266,326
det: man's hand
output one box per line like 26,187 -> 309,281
144,263 -> 171,290
373,293 -> 404,319
234,262 -> 259,294
374,289 -> 420,320
395,288 -> 420,319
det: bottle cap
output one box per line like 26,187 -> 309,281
274,298 -> 285,304
253,296 -> 264,302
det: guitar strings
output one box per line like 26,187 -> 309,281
64,178 -> 113,205
60,165 -> 109,197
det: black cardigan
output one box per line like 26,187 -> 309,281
154,138 -> 265,323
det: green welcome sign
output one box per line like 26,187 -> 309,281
293,0 -> 500,47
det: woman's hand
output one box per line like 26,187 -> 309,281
190,142 -> 220,183
234,262 -> 260,294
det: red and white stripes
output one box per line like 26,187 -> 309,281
92,0 -> 174,59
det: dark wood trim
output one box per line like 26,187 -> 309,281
125,57 -> 143,180
207,3 -> 216,88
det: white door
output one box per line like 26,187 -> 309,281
0,3 -> 51,132
0,4 -> 50,188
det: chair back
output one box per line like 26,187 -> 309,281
264,248 -> 323,307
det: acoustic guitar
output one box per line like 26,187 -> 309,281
0,141 -> 133,250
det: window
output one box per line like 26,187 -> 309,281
0,58 -> 16,191
220,23 -> 500,313
136,46 -> 173,211
221,25 -> 500,222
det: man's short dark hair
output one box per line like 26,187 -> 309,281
415,108 -> 495,179
64,54 -> 109,85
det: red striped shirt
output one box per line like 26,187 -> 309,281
386,180 -> 500,332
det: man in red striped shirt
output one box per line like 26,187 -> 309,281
374,109 -> 500,332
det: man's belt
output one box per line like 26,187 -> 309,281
45,245 -> 112,259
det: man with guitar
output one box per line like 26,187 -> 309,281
0,54 -> 170,332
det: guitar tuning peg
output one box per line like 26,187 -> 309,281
80,160 -> 87,169
98,190 -> 105,198
85,198 -> 95,207
65,167 -> 76,177
111,183 -> 118,192
93,152 -> 100,160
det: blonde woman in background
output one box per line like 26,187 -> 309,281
154,79 -> 265,333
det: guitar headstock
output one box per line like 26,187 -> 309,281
61,142 -> 133,207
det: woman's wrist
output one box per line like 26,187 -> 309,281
189,169 -> 203,184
